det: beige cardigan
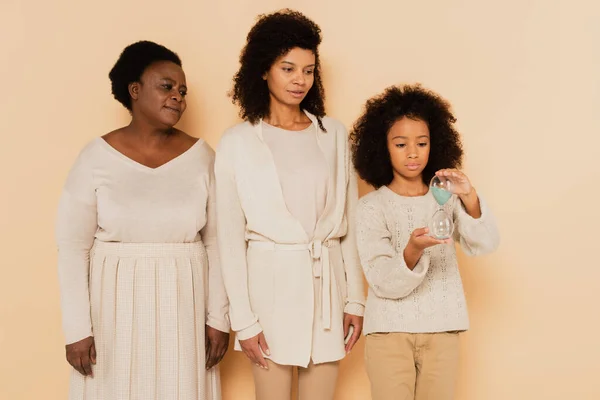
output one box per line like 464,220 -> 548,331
214,112 -> 365,366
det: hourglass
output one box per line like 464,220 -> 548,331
429,175 -> 454,239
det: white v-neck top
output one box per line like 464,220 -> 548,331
57,137 -> 211,244
262,122 -> 328,238
55,137 -> 230,343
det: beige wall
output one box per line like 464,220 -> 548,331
1,0 -> 599,399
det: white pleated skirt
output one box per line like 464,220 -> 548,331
69,241 -> 221,400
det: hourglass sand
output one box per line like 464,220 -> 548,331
429,175 -> 454,239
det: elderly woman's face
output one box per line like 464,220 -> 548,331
129,61 -> 188,128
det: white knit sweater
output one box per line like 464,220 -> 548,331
356,186 -> 499,335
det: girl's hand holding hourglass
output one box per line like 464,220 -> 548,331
429,169 -> 481,241
434,169 -> 476,197
435,168 -> 482,217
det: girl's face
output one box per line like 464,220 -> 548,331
263,47 -> 316,109
387,117 -> 431,181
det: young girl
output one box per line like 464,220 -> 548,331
214,9 -> 364,400
350,84 -> 500,400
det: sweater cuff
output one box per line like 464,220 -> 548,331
64,326 -> 93,345
344,302 -> 365,316
410,252 -> 430,277
236,321 -> 263,341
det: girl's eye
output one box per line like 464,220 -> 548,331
283,68 -> 293,72
395,144 -> 406,148
418,142 -> 428,147
305,70 -> 314,75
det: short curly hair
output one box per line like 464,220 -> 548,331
108,41 -> 182,110
350,84 -> 463,188
231,9 -> 326,130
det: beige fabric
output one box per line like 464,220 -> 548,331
252,359 -> 339,400
365,332 -> 460,400
215,112 -> 365,367
55,138 -> 229,399
68,242 -> 221,400
262,122 -> 328,238
356,186 -> 500,335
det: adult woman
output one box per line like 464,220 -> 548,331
56,41 -> 229,400
215,10 -> 365,400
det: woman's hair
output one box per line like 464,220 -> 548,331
230,9 -> 326,129
350,84 -> 463,188
109,41 -> 182,110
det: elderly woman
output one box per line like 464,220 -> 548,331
55,40 -> 230,400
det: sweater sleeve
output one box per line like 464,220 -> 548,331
340,146 -> 366,316
214,135 -> 262,341
356,196 -> 431,299
201,152 -> 231,333
452,194 -> 500,256
55,148 -> 98,345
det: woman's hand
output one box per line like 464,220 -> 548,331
205,325 -> 230,370
66,336 -> 96,377
239,332 -> 270,369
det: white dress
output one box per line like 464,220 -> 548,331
55,137 -> 230,400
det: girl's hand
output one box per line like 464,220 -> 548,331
436,169 -> 473,196
404,227 -> 452,270
436,169 -> 481,218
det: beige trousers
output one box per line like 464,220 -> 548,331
365,332 -> 460,400
252,359 -> 339,400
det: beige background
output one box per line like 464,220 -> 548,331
1,0 -> 599,399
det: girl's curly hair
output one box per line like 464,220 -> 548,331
231,9 -> 326,130
350,84 -> 463,188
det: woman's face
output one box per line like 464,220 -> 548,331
264,47 -> 316,109
129,61 -> 187,128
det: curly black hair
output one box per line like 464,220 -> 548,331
231,9 -> 326,130
108,41 -> 182,110
350,84 -> 463,188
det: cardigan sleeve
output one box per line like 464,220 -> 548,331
340,134 -> 366,315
